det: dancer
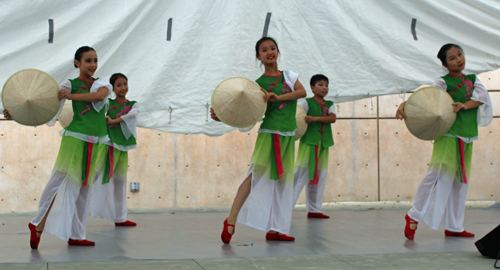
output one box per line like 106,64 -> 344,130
26,46 -> 111,248
292,74 -> 336,218
91,73 -> 138,227
212,37 -> 307,243
396,43 -> 492,240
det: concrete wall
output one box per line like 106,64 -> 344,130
1,70 -> 499,211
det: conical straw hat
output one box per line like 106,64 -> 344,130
2,69 -> 60,126
211,77 -> 266,128
295,105 -> 308,140
58,101 -> 74,128
404,86 -> 456,140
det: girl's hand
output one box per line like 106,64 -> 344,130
452,102 -> 467,113
264,92 -> 280,102
210,108 -> 221,122
105,116 -> 113,124
58,90 -> 72,101
3,109 -> 11,120
305,116 -> 316,124
395,101 -> 407,120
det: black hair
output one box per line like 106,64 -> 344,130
110,73 -> 128,86
74,46 -> 96,68
310,74 -> 329,86
437,43 -> 463,67
255,37 -> 279,56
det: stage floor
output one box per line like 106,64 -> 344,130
0,208 -> 499,269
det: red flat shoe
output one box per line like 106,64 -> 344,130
404,214 -> 418,240
444,230 -> 474,237
28,223 -> 43,249
221,218 -> 235,244
307,212 -> 330,219
115,220 -> 137,227
265,232 -> 295,241
68,238 -> 95,246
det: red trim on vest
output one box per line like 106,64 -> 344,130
449,75 -> 465,96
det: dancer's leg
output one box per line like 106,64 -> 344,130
35,197 -> 55,236
226,173 -> 252,234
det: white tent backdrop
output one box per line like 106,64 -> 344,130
1,0 -> 499,135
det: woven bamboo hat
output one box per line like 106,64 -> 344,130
211,77 -> 266,128
2,69 -> 61,126
404,86 -> 456,140
58,101 -> 73,128
295,105 -> 308,140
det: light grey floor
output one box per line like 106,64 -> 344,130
0,208 -> 499,269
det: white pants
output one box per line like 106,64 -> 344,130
237,165 -> 294,235
91,175 -> 128,223
292,166 -> 328,213
407,170 -> 468,232
31,172 -> 91,240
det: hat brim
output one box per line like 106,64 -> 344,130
211,77 -> 267,128
58,101 -> 73,128
295,105 -> 308,141
404,86 -> 456,140
2,69 -> 61,126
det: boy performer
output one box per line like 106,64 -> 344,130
292,74 -> 336,218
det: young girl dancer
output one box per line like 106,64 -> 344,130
212,37 -> 307,243
28,46 -> 111,248
396,44 -> 492,240
292,74 -> 336,218
91,73 -> 138,226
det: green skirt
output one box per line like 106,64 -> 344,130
101,146 -> 129,185
429,136 -> 472,181
52,134 -> 108,187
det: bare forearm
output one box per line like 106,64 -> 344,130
278,89 -> 307,101
112,117 -> 124,124
314,114 -> 336,123
67,87 -> 108,102
464,100 -> 483,110
69,92 -> 106,102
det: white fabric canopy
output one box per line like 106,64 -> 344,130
0,0 -> 499,135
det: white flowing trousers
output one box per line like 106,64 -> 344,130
31,172 -> 91,240
292,166 -> 328,213
237,165 -> 294,235
91,176 -> 128,223
407,170 -> 469,232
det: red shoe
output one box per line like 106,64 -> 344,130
307,212 -> 330,219
444,230 -> 474,237
404,214 -> 418,240
28,223 -> 42,249
221,218 -> 235,244
265,232 -> 295,241
68,239 -> 95,246
115,220 -> 137,227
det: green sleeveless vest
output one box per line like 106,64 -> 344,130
300,98 -> 334,148
107,99 -> 137,146
442,74 -> 478,138
65,78 -> 108,137
256,73 -> 297,133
